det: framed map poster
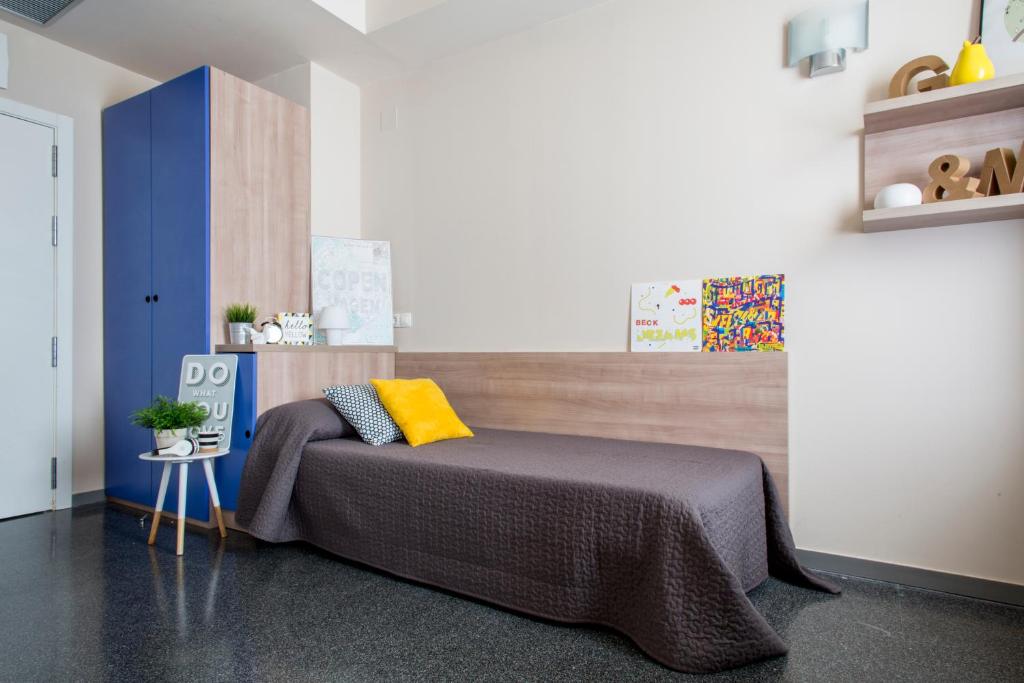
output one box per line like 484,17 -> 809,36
630,281 -> 702,352
311,237 -> 394,346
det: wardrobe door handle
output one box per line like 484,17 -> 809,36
145,295 -> 151,303
152,294 -> 159,303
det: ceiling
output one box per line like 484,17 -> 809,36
0,0 -> 611,85
367,0 -> 615,65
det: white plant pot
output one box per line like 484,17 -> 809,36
154,428 -> 187,449
228,322 -> 253,345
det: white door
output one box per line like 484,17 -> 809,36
0,111 -> 57,518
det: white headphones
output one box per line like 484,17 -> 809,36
154,438 -> 200,457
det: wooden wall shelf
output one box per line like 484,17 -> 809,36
863,74 -> 1024,233
863,194 -> 1024,233
216,344 -> 397,353
865,73 -> 1024,134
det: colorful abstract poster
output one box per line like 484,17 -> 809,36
630,281 -> 702,352
702,274 -> 785,352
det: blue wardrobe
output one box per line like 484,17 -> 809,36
101,65 -> 308,523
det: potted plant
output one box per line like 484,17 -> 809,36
226,303 -> 258,344
131,396 -> 209,449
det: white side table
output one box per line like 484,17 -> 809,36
138,449 -> 229,555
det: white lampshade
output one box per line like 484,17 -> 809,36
318,305 -> 349,329
787,0 -> 869,77
318,306 -> 349,346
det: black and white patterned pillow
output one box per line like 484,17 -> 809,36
323,384 -> 404,446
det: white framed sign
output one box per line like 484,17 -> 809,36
178,354 -> 238,446
311,236 -> 394,345
276,312 -> 313,346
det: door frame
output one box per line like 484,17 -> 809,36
0,96 -> 74,511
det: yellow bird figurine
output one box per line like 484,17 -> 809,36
949,39 -> 995,86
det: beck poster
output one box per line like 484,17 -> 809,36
630,281 -> 702,352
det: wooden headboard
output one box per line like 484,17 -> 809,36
396,352 -> 790,514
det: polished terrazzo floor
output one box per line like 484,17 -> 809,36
0,504 -> 1021,682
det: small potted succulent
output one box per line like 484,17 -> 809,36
225,303 -> 258,345
131,396 -> 209,449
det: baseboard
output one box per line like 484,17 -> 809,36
222,509 -> 248,534
106,496 -> 217,531
71,490 -> 106,507
797,549 -> 1024,607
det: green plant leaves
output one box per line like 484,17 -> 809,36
225,303 -> 258,323
130,395 -> 209,430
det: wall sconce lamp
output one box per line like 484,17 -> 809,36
787,0 -> 869,78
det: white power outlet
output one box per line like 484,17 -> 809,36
380,105 -> 398,132
393,312 -> 413,328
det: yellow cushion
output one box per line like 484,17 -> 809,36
370,378 -> 474,447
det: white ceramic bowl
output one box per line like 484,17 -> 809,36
874,183 -> 923,210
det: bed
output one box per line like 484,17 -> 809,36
235,398 -> 839,674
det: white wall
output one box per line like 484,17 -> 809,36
0,18 -> 156,496
362,0 -> 1024,584
258,62 -> 361,240
311,63 -> 362,238
255,62 -> 310,108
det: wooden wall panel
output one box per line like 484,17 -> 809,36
209,68 -> 311,347
256,350 -> 395,413
396,352 -> 790,514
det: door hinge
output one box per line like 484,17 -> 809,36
51,457 -> 57,490
51,336 -> 58,368
51,216 -> 58,247
51,145 -> 58,177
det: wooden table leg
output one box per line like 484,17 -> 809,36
176,462 -> 189,556
149,462 -> 172,545
202,459 -> 227,539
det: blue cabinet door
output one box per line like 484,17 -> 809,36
102,91 -> 155,504
151,66 -> 211,520
216,353 -> 257,512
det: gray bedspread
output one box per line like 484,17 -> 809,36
236,399 -> 839,673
